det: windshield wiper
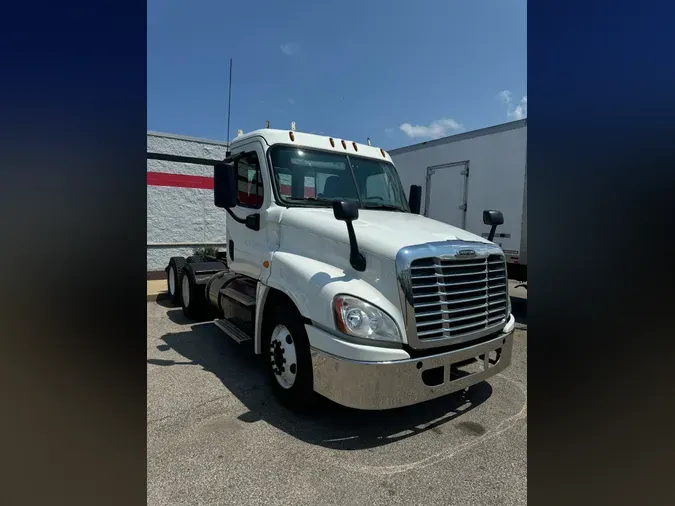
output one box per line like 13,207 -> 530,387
362,203 -> 406,212
285,197 -> 334,206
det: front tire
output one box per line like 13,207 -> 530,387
263,302 -> 316,411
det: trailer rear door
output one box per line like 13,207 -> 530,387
424,161 -> 469,229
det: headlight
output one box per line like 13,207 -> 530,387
333,295 -> 402,343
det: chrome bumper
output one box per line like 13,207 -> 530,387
310,326 -> 514,410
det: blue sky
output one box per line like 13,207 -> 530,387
147,0 -> 526,150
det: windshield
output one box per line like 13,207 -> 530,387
269,146 -> 410,212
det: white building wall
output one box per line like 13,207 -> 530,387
147,132 -> 230,272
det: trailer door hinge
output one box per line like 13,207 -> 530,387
459,204 -> 467,211
460,169 -> 468,175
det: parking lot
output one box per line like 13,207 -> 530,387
147,281 -> 527,506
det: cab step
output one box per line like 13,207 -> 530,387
214,318 -> 252,343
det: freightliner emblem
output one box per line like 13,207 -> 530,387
456,249 -> 476,258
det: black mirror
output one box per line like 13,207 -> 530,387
409,185 -> 422,214
332,200 -> 359,222
483,209 -> 504,242
214,162 -> 237,209
332,200 -> 365,271
483,210 -> 504,226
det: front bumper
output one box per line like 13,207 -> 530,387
310,316 -> 514,410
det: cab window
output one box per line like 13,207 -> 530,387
236,152 -> 263,208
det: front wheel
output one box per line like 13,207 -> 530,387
264,303 -> 316,410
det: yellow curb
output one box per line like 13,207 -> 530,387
147,279 -> 168,302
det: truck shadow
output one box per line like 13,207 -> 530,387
150,309 -> 494,451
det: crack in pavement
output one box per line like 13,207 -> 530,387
332,373 -> 527,476
147,394 -> 230,425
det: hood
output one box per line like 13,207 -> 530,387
279,208 -> 491,260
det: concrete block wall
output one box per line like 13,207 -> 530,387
147,132 -> 230,272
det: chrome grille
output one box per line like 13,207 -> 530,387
409,254 -> 508,340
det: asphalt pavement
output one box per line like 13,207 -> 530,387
147,280 -> 527,506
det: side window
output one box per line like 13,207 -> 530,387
236,152 -> 263,208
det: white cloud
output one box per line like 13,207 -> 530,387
498,90 -> 527,120
399,118 -> 463,140
497,90 -> 512,105
280,42 -> 299,56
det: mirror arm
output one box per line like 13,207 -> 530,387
487,225 -> 498,242
225,208 -> 247,224
226,208 -> 260,231
345,221 -> 366,272
332,200 -> 366,271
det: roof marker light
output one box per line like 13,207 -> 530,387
352,142 -> 358,151
341,140 -> 347,149
380,148 -> 386,157
329,137 -> 335,147
289,131 -> 295,141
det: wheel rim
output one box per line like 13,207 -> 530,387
269,325 -> 298,389
168,267 -> 175,295
181,275 -> 190,307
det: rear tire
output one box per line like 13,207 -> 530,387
180,266 -> 207,320
263,301 -> 316,411
166,257 -> 186,305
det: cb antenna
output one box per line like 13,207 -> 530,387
226,58 -> 233,157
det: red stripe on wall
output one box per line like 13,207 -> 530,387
147,171 -> 214,189
147,172 -> 316,198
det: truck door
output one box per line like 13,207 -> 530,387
424,160 -> 469,229
226,140 -> 270,280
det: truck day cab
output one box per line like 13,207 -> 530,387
168,126 -> 515,411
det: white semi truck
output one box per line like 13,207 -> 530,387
390,120 -> 527,281
156,126 -> 515,411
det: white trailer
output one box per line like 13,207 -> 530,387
390,120 -> 527,279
